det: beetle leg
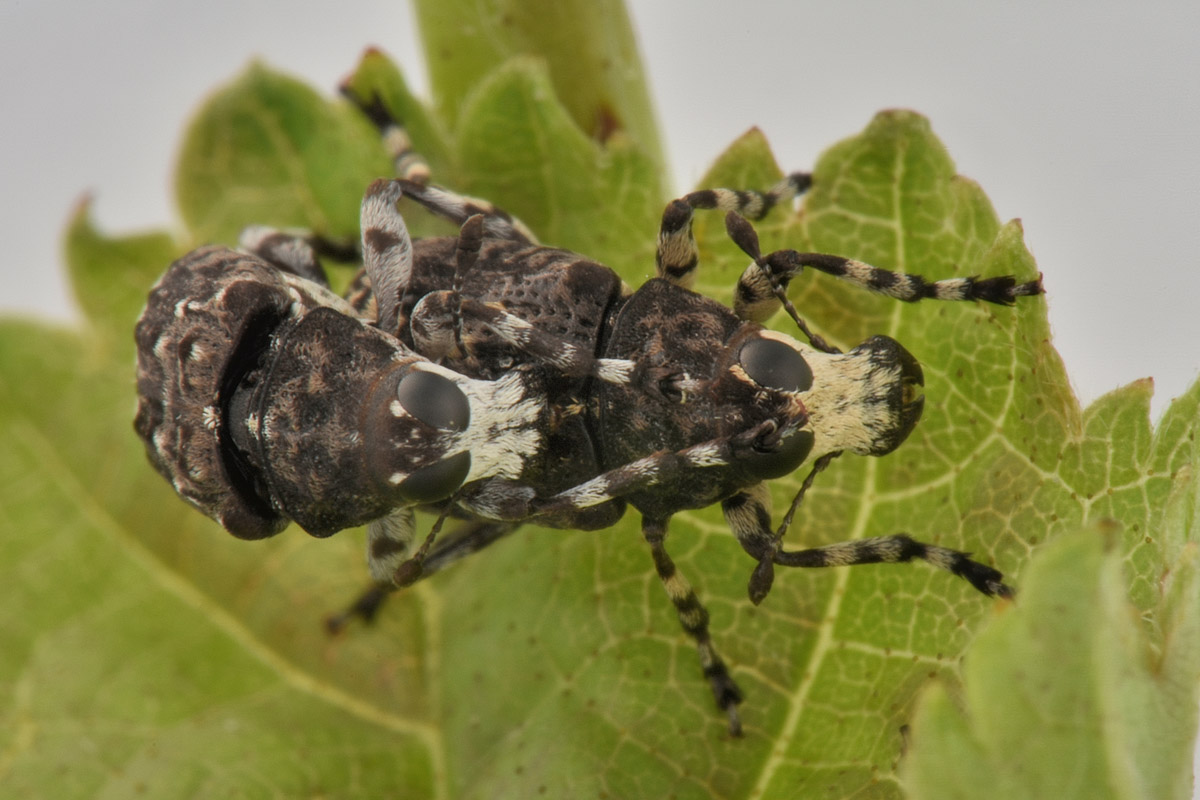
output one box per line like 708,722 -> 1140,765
772,535 -> 1013,599
459,420 -> 785,527
328,519 -> 521,633
721,458 -> 1013,604
642,517 -> 744,737
725,211 -> 1043,329
345,89 -> 433,185
393,179 -> 537,244
656,173 -> 811,287
364,507 -> 418,584
237,227 -> 333,286
344,87 -> 537,243
359,179 -> 414,334
408,284 -> 642,386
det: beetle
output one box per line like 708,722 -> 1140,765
134,91 -> 1041,735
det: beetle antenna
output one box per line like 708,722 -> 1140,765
392,499 -> 459,588
725,212 -> 840,353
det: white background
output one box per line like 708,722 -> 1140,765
1,0 -> 1198,786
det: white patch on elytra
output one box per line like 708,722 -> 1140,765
595,359 -> 634,384
153,333 -> 171,360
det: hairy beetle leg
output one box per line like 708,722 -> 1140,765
340,85 -> 432,185
643,518 -> 745,737
731,212 -> 1044,328
656,172 -> 811,288
329,519 -> 522,634
772,535 -> 1014,599
342,87 -> 537,243
724,457 -> 1012,604
326,584 -> 392,634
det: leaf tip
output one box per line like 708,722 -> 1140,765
69,190 -> 95,219
64,192 -> 97,247
343,46 -> 391,88
867,108 -> 933,135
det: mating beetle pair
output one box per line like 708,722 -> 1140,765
134,89 -> 1041,735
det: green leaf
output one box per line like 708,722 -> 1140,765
62,197 -> 180,357
175,62 -> 392,245
341,47 -> 454,184
412,0 -> 664,168
4,9 -> 1197,800
455,57 -> 662,268
902,523 -> 1199,800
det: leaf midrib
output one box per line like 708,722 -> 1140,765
750,146 -> 920,795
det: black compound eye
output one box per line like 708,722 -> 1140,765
739,338 -> 813,393
746,429 -> 815,480
396,370 -> 470,430
396,450 -> 472,503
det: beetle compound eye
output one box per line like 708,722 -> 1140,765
746,428 -> 814,480
396,450 -> 471,503
396,370 -> 470,431
392,370 -> 471,502
739,338 -> 813,393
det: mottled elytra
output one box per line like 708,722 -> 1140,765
134,77 -> 1042,737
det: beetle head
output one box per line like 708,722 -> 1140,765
740,330 -> 925,460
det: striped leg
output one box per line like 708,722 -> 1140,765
348,90 -> 433,184
329,519 -> 520,633
405,214 -> 483,360
234,179 -> 420,333
344,88 -> 536,243
721,479 -> 1013,606
403,215 -> 641,386
238,226 -> 360,288
326,507 -> 418,633
772,535 -> 1012,598
421,520 -> 521,575
363,507 -> 419,584
359,178 -> 531,336
395,179 -> 537,244
724,211 -> 1043,327
643,518 -> 744,737
656,173 -> 811,287
360,179 -> 415,333
527,423 -> 777,520
238,227 -> 332,286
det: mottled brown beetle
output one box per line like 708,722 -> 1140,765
134,92 -> 1041,736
